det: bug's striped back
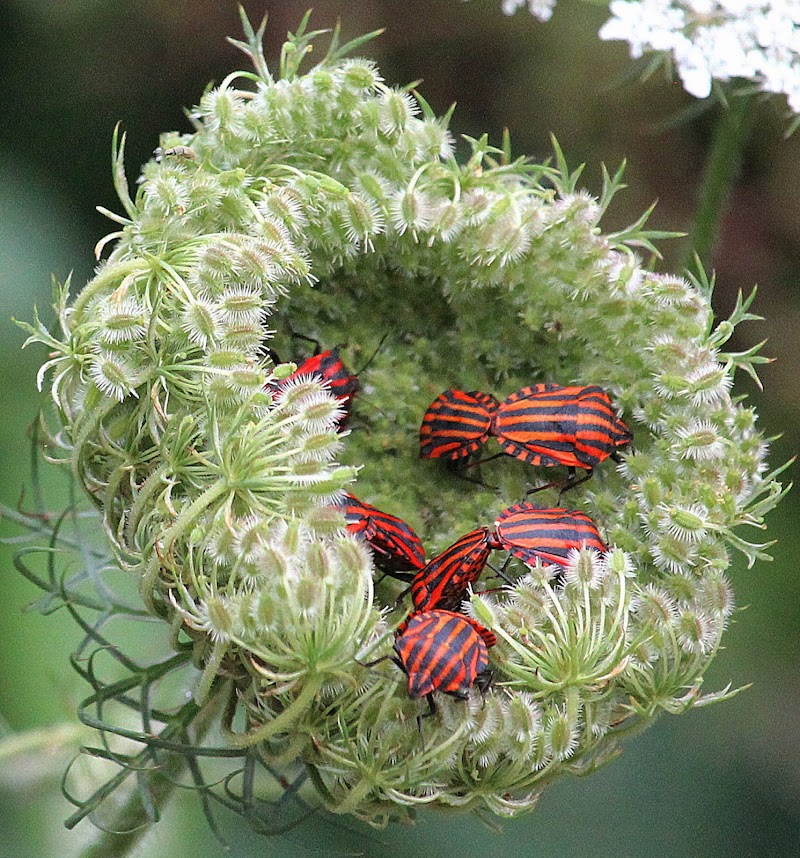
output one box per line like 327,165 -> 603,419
340,493 -> 426,574
411,528 -> 493,612
493,384 -> 631,468
294,348 -> 360,409
314,348 -> 360,407
267,348 -> 359,420
393,609 -> 493,700
420,389 -> 499,460
396,610 -> 497,647
494,502 -> 606,567
573,386 -> 631,463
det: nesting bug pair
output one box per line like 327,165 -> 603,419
339,495 -> 607,603
420,383 -> 633,492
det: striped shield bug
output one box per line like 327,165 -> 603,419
410,528 -> 500,612
419,383 -> 630,491
419,388 -> 499,461
287,348 -> 360,411
492,384 -> 632,479
494,502 -> 606,568
392,609 -> 495,704
339,493 -> 426,580
266,346 -> 359,426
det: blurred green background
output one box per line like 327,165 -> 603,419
1,1 -> 798,855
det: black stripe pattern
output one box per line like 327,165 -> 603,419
493,384 -> 632,468
340,493 -> 426,575
394,609 -> 493,699
495,502 -> 606,567
410,529 -> 494,612
420,389 -> 499,460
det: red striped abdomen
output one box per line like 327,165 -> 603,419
410,528 -> 494,612
339,493 -> 426,575
267,348 -> 359,420
494,502 -> 606,567
493,384 -> 631,468
297,348 -> 360,411
393,609 -> 494,700
420,389 -> 499,460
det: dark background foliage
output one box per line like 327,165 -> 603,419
1,1 -> 798,855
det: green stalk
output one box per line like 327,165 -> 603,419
683,93 -> 754,272
77,685 -> 227,858
70,258 -> 150,326
224,675 -> 323,748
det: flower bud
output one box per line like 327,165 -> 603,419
658,503 -> 711,543
378,89 -> 419,136
674,420 -> 726,461
205,596 -> 235,643
390,187 -> 433,236
563,547 -> 604,589
676,610 -> 719,655
88,348 -> 143,401
99,297 -> 147,344
545,705 -> 579,761
181,299 -> 221,349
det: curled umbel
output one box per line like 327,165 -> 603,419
25,15 -> 782,825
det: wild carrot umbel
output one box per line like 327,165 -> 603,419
16,9 -> 786,838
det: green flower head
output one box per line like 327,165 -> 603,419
21,10 -> 785,831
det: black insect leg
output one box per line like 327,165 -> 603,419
374,568 -> 415,585
524,466 -> 593,498
446,456 -> 498,491
475,669 -> 494,705
558,467 -> 593,497
461,452 -> 505,470
486,553 -> 516,585
392,583 -> 413,609
355,331 -> 389,374
290,331 -> 322,355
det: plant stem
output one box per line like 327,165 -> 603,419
224,675 -> 323,748
684,92 -> 754,273
70,258 -> 149,326
1,504 -> 105,560
77,686 -> 227,858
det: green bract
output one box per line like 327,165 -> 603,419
23,13 -> 784,827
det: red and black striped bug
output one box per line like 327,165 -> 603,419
420,383 -> 631,491
305,348 -> 360,413
493,384 -> 631,487
268,347 -> 360,418
494,502 -> 606,568
392,609 -> 495,706
419,388 -> 499,461
409,503 -> 607,610
339,493 -> 426,580
410,528 -> 498,612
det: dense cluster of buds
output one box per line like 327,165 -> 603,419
23,15 -> 783,826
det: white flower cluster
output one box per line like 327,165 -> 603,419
503,0 -> 800,111
502,0 -> 558,22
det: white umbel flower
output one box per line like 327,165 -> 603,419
599,0 -> 800,109
502,0 -> 558,22
508,0 -> 800,111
